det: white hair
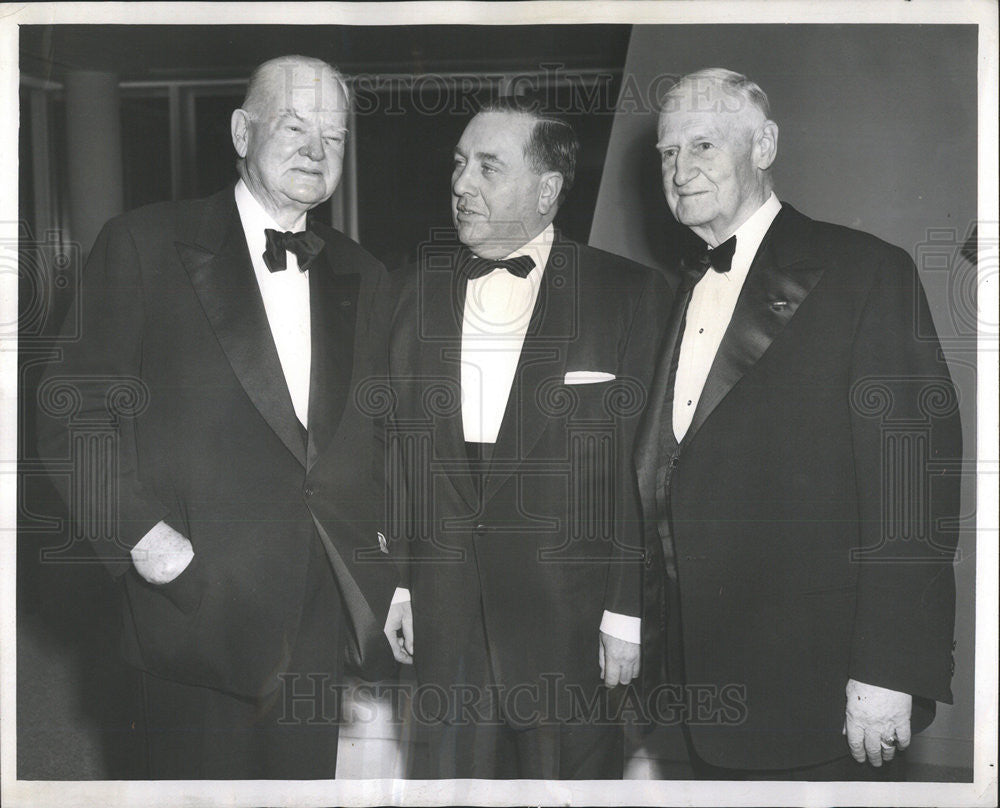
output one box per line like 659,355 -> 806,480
241,55 -> 351,120
662,67 -> 771,122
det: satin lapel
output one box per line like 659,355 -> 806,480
421,257 -> 478,510
177,197 -> 307,467
681,210 -> 827,448
484,237 -> 574,503
637,278 -> 691,478
306,244 -> 360,471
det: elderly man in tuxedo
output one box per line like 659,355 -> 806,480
384,97 -> 670,778
637,68 -> 962,779
37,55 -> 398,779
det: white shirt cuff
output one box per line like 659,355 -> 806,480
391,587 -> 411,605
600,610 -> 641,644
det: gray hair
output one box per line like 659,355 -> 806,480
662,67 -> 771,122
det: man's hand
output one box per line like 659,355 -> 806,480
599,631 -> 640,688
130,521 -> 194,584
843,678 -> 912,766
384,600 -> 414,665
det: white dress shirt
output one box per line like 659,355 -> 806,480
673,193 -> 782,442
234,179 -> 313,428
134,181 -> 314,553
395,224 -> 639,645
461,225 -> 553,443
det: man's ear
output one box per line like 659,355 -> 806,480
231,109 -> 250,158
753,120 -> 779,171
537,172 -> 564,216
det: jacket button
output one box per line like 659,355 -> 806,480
304,486 -> 315,498
474,523 -> 486,536
644,550 -> 654,568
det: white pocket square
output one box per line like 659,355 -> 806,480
564,371 -> 616,385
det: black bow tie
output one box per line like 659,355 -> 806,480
263,228 -> 325,272
683,235 -> 737,284
460,252 -> 536,280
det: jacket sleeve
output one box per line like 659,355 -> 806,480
846,247 -> 962,702
382,269 -> 412,592
603,269 -> 673,619
35,217 -> 173,577
352,260 -> 402,621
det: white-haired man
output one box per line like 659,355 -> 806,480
38,55 -> 398,778
637,68 -> 961,779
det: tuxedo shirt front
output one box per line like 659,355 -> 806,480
673,192 -> 781,441
461,225 -> 553,444
234,179 -> 312,429
134,181 -> 315,554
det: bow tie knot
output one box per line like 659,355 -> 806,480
263,228 -> 325,273
460,252 -> 536,280
683,234 -> 737,285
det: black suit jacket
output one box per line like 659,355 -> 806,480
37,185 -> 398,698
386,231 -> 671,724
636,204 -> 962,770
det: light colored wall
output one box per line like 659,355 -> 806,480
590,24 -> 978,771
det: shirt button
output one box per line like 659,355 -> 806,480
698,328 -> 704,334
687,400 -> 692,406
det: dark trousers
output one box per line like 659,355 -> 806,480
408,597 -> 624,780
411,713 -> 624,779
141,534 -> 344,779
682,725 -> 910,781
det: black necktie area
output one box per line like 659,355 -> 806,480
682,234 -> 737,285
460,252 -> 537,279
263,228 -> 326,272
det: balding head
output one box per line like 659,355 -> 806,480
231,55 -> 350,228
241,55 -> 351,121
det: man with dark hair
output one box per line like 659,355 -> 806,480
37,55 -> 398,779
476,95 -> 579,204
637,68 -> 961,779
385,101 -> 670,778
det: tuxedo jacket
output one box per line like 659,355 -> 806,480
636,204 -> 963,770
37,185 -> 398,698
387,232 -> 670,723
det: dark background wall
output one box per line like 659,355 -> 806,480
18,24 -> 632,260
589,24 -> 978,770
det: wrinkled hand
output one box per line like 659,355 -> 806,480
843,679 -> 912,766
599,631 -> 640,688
384,601 -> 414,665
130,521 -> 194,584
